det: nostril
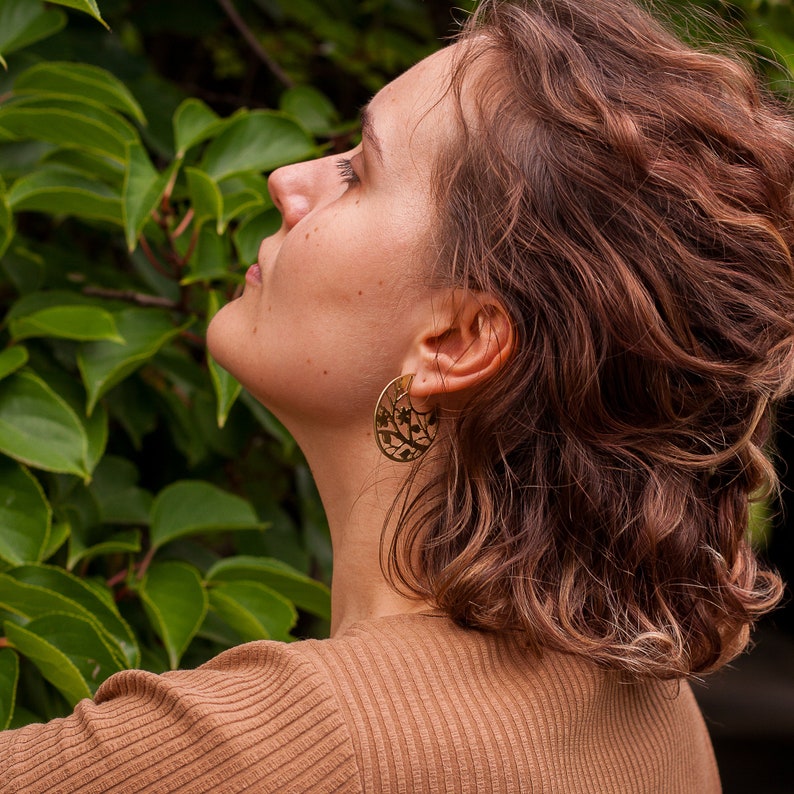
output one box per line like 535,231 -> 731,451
267,166 -> 310,231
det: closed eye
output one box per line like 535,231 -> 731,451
336,157 -> 360,185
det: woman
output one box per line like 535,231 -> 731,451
2,0 -> 793,790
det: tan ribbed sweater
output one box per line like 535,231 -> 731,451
0,612 -> 719,793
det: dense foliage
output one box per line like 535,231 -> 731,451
0,0 -> 790,730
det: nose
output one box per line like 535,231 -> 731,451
267,157 -> 339,231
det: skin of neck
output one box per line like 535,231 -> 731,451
294,419 -> 437,637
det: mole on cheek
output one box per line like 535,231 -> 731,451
305,233 -> 310,240
358,290 -> 363,296
253,326 -> 258,335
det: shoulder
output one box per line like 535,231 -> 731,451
1,638 -> 362,794
287,612 -> 720,794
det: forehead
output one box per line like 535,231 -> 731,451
367,45 -> 463,168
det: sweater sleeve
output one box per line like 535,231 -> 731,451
0,641 -> 360,794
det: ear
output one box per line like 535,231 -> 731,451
406,290 -> 514,400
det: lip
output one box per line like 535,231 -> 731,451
245,263 -> 262,286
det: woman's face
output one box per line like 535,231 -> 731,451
208,45 -> 461,431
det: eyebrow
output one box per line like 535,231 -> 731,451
360,105 -> 384,166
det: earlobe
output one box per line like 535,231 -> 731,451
408,291 -> 514,400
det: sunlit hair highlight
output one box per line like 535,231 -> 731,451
387,0 -> 794,678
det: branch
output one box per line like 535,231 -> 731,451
82,286 -> 178,309
216,0 -> 295,89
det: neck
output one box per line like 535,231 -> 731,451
296,422 -> 434,637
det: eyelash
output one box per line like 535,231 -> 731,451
336,157 -> 360,185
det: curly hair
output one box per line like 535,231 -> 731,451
388,0 -> 794,678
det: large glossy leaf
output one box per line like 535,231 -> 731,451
0,2 -> 65,68
9,613 -> 123,700
0,458 -> 51,565
89,456 -> 152,525
0,648 -> 18,730
279,85 -> 338,136
0,370 -> 88,477
233,208 -> 281,264
207,556 -> 331,620
201,111 -> 315,181
185,167 -> 222,232
14,62 -> 144,123
46,0 -> 108,29
209,580 -> 296,643
41,148 -> 124,186
8,305 -> 122,343
0,346 -> 27,381
173,98 -> 226,158
206,290 -> 242,428
0,564 -> 139,667
0,98 -> 137,162
7,166 -> 123,224
77,308 -> 188,414
0,178 -> 12,259
149,480 -> 265,551
35,366 -> 107,477
181,225 -> 228,285
4,621 -> 89,705
139,561 -> 208,669
67,527 -> 141,570
123,143 -> 177,252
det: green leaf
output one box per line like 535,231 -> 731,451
173,98 -> 226,158
7,166 -> 123,224
4,613 -> 123,706
0,346 -> 28,381
41,148 -> 124,186
67,527 -> 140,570
201,111 -> 315,181
123,143 -> 177,251
45,0 -> 108,29
0,458 -> 51,566
78,309 -> 189,415
206,290 -> 242,427
0,648 -> 18,730
139,561 -> 208,669
233,208 -> 281,264
89,456 -> 152,525
0,2 -> 65,66
185,166 -> 222,232
207,556 -> 330,620
280,85 -> 338,136
0,564 -> 139,667
29,365 -> 107,477
14,62 -> 145,123
218,183 -> 265,232
40,521 -> 69,562
149,480 -> 266,551
0,178 -> 12,259
209,580 -> 296,643
181,225 -> 228,285
8,305 -> 122,343
0,370 -> 88,477
0,98 -> 137,163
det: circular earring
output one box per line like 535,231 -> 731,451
373,374 -> 438,462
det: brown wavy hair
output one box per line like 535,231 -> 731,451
388,0 -> 794,678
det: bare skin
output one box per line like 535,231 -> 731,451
208,44 -> 512,636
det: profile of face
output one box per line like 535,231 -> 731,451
208,46 -> 463,440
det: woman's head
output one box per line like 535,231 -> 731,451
208,46 -> 490,434
387,0 -> 794,678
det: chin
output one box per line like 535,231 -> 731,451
206,302 -> 238,373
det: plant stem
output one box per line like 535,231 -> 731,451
216,0 -> 295,88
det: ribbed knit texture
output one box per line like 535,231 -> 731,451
0,612 -> 720,792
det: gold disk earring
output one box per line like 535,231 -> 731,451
374,374 -> 438,462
